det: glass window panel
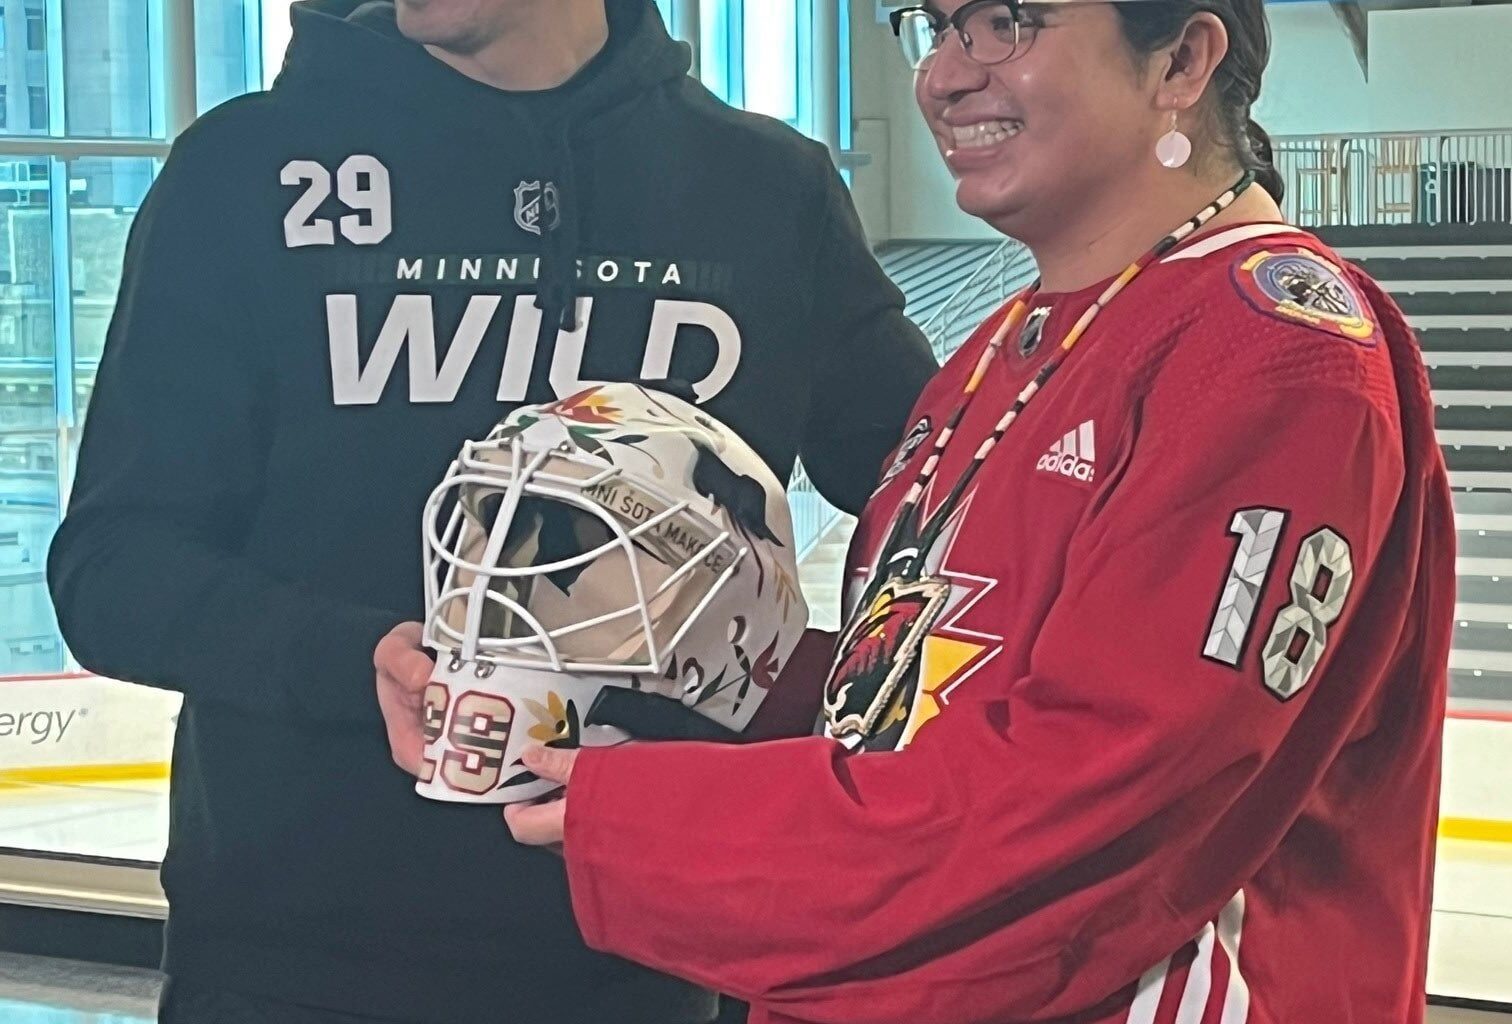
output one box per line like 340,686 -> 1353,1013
70,155 -> 153,420
64,0 -> 154,138
743,0 -> 798,124
196,0 -> 257,114
838,0 -> 852,152
0,430 -> 59,674
262,0 -> 295,89
0,154 -> 57,676
698,0 -> 735,102
0,155 -> 53,392
24,81 -> 40,125
0,3 -> 48,136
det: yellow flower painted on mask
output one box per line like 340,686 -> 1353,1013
524,691 -> 578,745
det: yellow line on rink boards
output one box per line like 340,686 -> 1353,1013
0,764 -> 1510,846
1439,817 -> 1512,845
0,761 -> 170,789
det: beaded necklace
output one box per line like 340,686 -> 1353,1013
823,172 -> 1257,746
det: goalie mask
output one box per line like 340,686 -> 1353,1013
417,382 -> 809,804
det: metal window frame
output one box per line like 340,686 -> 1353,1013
43,0 -> 74,449
795,0 -> 815,136
697,0 -> 744,106
243,0 -> 263,94
838,0 -> 853,152
0,0 -> 216,913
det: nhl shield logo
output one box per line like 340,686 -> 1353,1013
514,180 -> 561,236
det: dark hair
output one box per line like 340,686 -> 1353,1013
1114,0 -> 1285,203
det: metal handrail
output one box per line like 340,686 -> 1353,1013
789,238 -> 1036,560
788,461 -> 832,562
0,138 -> 171,159
1275,128 -> 1512,143
918,239 -> 1037,361
1274,128 -> 1512,229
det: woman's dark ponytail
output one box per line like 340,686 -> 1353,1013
1243,117 -> 1285,203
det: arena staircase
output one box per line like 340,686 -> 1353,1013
1322,223 -> 1512,708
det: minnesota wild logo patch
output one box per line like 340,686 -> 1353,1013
823,575 -> 950,744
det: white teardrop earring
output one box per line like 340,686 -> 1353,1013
1156,112 -> 1192,170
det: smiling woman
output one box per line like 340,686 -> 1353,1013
5,1 -> 1511,1022
520,2 -> 1464,1023
901,0 -> 1284,283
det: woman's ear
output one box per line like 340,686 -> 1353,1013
1156,11 -> 1231,113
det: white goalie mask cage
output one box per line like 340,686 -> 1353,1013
416,383 -> 809,803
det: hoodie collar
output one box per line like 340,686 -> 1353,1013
273,0 -> 690,356
277,0 -> 690,127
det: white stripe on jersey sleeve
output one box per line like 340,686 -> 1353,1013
1127,956 -> 1173,1024
1218,890 -> 1252,1024
1174,922 -> 1218,1024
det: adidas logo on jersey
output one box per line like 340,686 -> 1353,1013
1036,421 -> 1097,483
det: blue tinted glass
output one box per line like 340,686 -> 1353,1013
65,0 -> 154,138
0,153 -> 60,675
197,0 -> 258,113
0,4 -> 50,136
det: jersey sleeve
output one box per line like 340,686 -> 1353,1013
562,369 -> 1412,1022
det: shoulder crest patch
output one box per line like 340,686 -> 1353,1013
1232,246 -> 1379,345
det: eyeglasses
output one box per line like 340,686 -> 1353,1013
890,1 -> 1035,71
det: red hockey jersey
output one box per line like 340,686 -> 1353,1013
562,224 -> 1456,1024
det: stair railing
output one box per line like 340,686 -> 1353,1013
788,238 -> 1036,560
1274,129 -> 1512,229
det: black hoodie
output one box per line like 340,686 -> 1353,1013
47,1 -> 934,1022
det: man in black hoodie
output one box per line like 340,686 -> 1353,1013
46,1 -> 934,1023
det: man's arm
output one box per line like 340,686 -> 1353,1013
800,163 -> 937,515
48,117 -> 402,726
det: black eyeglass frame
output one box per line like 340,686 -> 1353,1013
888,1 -> 1028,68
